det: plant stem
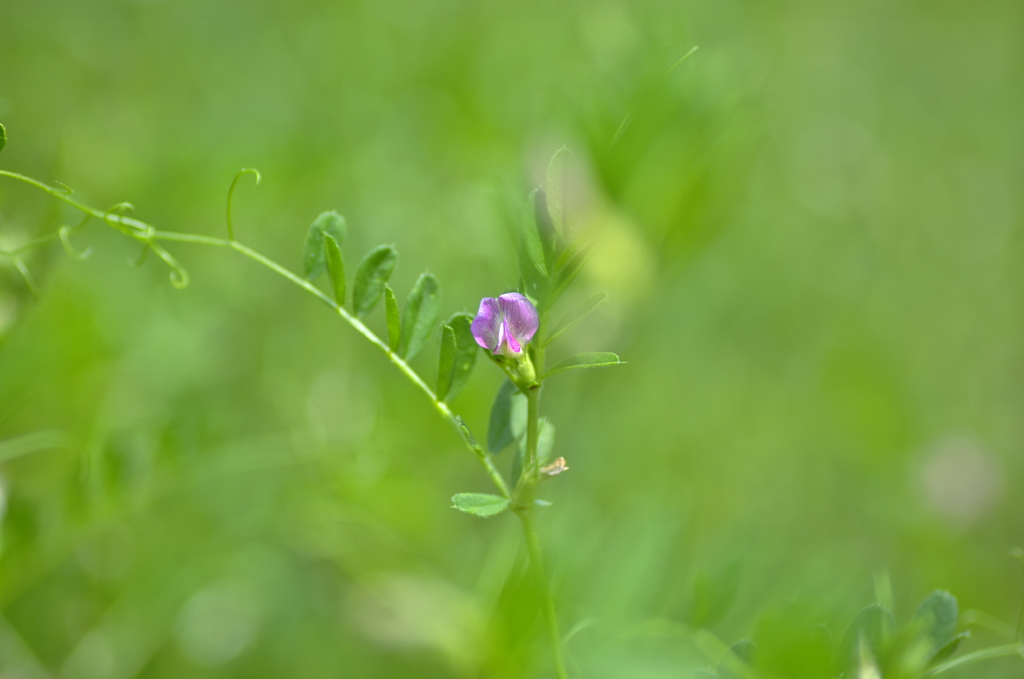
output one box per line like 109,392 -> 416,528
923,643 -> 1024,677
0,170 -> 510,499
519,509 -> 569,679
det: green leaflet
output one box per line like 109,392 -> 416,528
323,234 -> 345,305
352,245 -> 398,317
451,493 -> 509,518
913,591 -> 959,660
302,211 -> 347,279
444,313 -> 477,402
384,285 -> 400,352
435,323 -> 456,401
0,122 -> 6,153
543,352 -> 622,378
487,380 -> 527,454
398,273 -> 441,360
839,604 -> 895,676
522,189 -> 548,277
545,292 -> 607,346
546,146 -> 571,238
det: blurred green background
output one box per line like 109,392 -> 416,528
1,0 -> 1021,677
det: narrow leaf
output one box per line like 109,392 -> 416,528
323,234 -> 345,305
445,313 -> 478,402
303,211 -> 347,279
0,122 -> 6,153
545,292 -> 607,346
522,189 -> 548,277
544,352 -> 622,378
353,245 -> 398,317
399,273 -> 441,360
451,493 -> 509,518
488,380 -> 528,454
384,285 -> 400,351
546,146 -> 571,237
436,324 -> 457,401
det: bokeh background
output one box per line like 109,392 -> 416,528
1,0 -> 1021,677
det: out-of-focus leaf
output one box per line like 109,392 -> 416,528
451,493 -> 509,518
537,417 -> 555,465
384,286 -> 400,351
544,352 -> 622,378
522,189 -> 548,277
0,431 -> 66,464
445,313 -> 477,402
839,604 -> 895,676
518,234 -> 551,304
545,292 -> 607,346
931,631 -> 970,664
352,245 -> 398,317
302,211 -> 347,279
547,241 -> 595,310
0,122 -> 6,153
323,234 -> 345,305
718,638 -> 756,679
546,146 -> 571,238
913,590 -> 959,661
488,380 -> 528,454
512,417 -> 554,488
691,557 -> 743,627
398,273 -> 441,360
435,323 -> 456,401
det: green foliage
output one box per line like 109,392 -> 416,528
522,188 -> 549,277
323,234 -> 345,305
444,313 -> 478,402
398,273 -> 441,360
487,380 -> 527,454
384,285 -> 400,351
0,122 -> 6,153
352,245 -> 398,317
913,590 -> 959,661
544,351 -> 622,377
303,210 -> 347,279
839,604 -> 895,676
545,291 -> 607,346
690,558 -> 743,628
545,146 -> 571,238
451,493 -> 509,518
435,323 -> 456,401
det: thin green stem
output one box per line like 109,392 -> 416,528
0,170 -> 510,499
519,510 -> 569,679
922,643 -> 1024,677
526,388 -> 540,481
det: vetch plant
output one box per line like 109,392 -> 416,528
3,125 -> 1022,678
0,131 -> 622,678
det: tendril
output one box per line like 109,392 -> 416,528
10,256 -> 40,300
226,168 -> 261,242
59,226 -> 93,260
129,242 -> 150,268
54,180 -> 73,195
149,241 -> 190,289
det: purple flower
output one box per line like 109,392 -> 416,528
471,293 -> 539,357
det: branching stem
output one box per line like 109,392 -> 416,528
0,169 -> 509,499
